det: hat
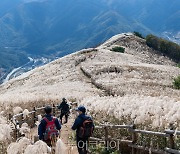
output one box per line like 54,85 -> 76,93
44,105 -> 52,114
75,106 -> 86,113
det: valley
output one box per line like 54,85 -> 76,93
0,0 -> 179,81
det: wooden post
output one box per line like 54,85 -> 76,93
53,104 -> 55,116
33,107 -> 36,127
8,114 -> 12,121
169,124 -> 175,150
34,135 -> 39,143
104,126 -> 109,151
13,118 -> 18,141
42,105 -> 45,116
164,136 -> 167,149
20,114 -> 23,127
131,124 -> 137,154
16,121 -> 20,139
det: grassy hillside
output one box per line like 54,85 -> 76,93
0,0 -> 179,80
0,34 -> 179,131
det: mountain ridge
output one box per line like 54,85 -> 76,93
1,0 -> 179,55
0,33 -> 179,98
0,33 -> 180,130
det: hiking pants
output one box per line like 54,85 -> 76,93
76,136 -> 88,154
60,111 -> 68,123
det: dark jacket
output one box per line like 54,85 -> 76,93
38,114 -> 61,140
58,101 -> 70,113
72,113 -> 94,137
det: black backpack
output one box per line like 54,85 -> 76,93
78,118 -> 94,138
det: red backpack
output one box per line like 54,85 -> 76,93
44,117 -> 59,140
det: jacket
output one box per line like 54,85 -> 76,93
58,101 -> 70,113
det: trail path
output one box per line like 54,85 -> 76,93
29,115 -> 78,154
60,117 -> 78,154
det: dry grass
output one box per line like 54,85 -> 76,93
0,33 -> 179,152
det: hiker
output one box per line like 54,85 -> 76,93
58,98 -> 70,124
38,105 -> 61,147
72,106 -> 94,154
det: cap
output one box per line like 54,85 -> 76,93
75,106 -> 86,113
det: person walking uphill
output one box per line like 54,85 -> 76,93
72,106 -> 94,154
38,105 -> 61,147
58,98 -> 70,124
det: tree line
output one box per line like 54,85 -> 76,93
134,32 -> 180,63
146,34 -> 180,62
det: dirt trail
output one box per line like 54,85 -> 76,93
60,117 -> 78,154
29,115 -> 78,154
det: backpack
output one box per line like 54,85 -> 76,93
43,117 -> 59,141
78,118 -> 94,138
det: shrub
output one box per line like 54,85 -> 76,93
146,34 -> 159,50
173,76 -> 180,89
133,31 -> 144,39
89,144 -> 119,154
177,64 -> 180,68
111,47 -> 125,53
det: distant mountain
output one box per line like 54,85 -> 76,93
0,47 -> 29,82
0,0 -> 179,81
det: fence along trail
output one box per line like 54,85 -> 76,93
10,104 -> 78,154
10,103 -> 180,154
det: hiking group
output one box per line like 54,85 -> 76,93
38,98 -> 94,154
